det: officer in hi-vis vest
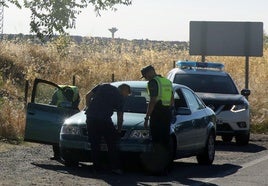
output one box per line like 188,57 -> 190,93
141,65 -> 174,173
51,85 -> 80,110
50,85 -> 80,160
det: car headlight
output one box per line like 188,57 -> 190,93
231,104 -> 248,113
60,125 -> 80,135
129,130 -> 150,139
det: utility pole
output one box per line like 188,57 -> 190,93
108,27 -> 118,39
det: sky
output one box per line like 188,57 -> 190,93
3,0 -> 268,41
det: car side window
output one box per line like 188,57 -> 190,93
181,88 -> 202,112
195,95 -> 206,109
173,89 -> 188,109
35,82 -> 58,105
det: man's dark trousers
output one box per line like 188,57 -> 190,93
87,118 -> 120,170
150,101 -> 172,148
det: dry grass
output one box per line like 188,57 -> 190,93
0,37 -> 267,139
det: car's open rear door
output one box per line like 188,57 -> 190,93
24,78 -> 79,145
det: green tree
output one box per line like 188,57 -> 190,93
1,0 -> 132,40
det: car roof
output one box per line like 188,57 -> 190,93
111,80 -> 190,90
169,60 -> 230,77
111,80 -> 148,88
169,67 -> 229,76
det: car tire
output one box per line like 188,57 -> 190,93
166,136 -> 175,171
61,154 -> 79,167
140,137 -> 175,174
197,132 -> 215,165
235,133 -> 250,146
62,157 -> 79,167
122,152 -> 142,170
222,135 -> 233,143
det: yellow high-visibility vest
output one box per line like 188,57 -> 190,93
55,85 -> 79,107
148,76 -> 172,106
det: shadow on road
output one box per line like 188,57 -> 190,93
215,140 -> 267,153
32,159 -> 241,186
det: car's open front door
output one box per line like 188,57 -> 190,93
24,78 -> 79,145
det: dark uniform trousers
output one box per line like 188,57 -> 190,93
86,118 -> 120,170
150,101 -> 172,148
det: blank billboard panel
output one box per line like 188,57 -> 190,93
190,21 -> 263,57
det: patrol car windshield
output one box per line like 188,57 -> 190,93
174,74 -> 238,94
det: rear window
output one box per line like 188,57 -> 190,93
173,74 -> 238,94
123,87 -> 148,113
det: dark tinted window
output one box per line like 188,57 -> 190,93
174,74 -> 238,94
123,96 -> 147,113
123,88 -> 148,113
130,88 -> 149,101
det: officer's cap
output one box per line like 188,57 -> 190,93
141,65 -> 155,78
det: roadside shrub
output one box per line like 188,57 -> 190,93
0,37 -> 267,140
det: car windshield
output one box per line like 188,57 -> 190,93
123,87 -> 148,113
174,74 -> 238,94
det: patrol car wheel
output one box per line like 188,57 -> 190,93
167,136 -> 175,169
140,137 -> 175,174
63,157 -> 79,167
62,157 -> 79,167
197,132 -> 215,165
235,133 -> 250,145
222,135 -> 233,143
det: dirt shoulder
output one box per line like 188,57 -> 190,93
0,138 -> 38,153
249,133 -> 268,142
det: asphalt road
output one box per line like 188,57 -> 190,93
0,134 -> 268,185
138,136 -> 268,186
202,153 -> 268,186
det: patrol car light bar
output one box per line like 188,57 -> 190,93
176,61 -> 224,71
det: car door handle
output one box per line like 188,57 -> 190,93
28,112 -> 35,115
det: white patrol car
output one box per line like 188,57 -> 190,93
167,61 -> 251,145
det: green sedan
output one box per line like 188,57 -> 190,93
24,79 -> 216,172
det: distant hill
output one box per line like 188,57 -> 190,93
0,34 -> 189,51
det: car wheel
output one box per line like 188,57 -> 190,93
167,136 -> 175,170
63,158 -> 79,167
140,137 -> 175,174
235,133 -> 250,145
62,154 -> 79,167
197,132 -> 215,165
221,135 -> 233,143
122,152 -> 142,170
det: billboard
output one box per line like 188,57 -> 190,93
189,21 -> 263,57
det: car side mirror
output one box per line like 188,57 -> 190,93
241,89 -> 251,97
176,107 -> 191,115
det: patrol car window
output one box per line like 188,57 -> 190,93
174,89 -> 188,109
195,94 -> 206,109
173,74 -> 238,94
181,88 -> 201,112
